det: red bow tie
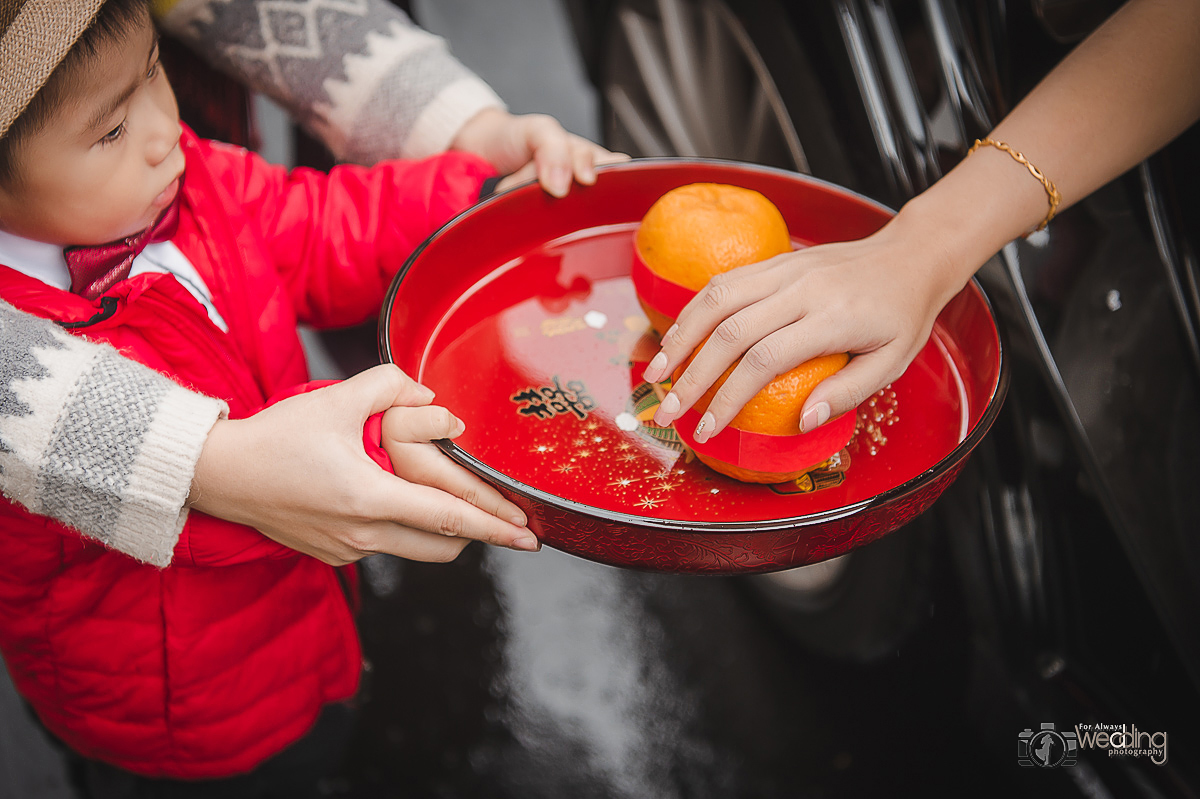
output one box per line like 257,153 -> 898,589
63,190 -> 183,300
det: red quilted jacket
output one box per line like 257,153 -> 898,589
0,127 -> 493,778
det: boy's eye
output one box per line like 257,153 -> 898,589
100,121 -> 126,145
147,58 -> 160,80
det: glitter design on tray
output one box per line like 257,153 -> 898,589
851,386 -> 899,457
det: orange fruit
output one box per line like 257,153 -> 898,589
675,344 -> 850,483
635,183 -> 792,335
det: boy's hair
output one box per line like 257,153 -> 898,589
0,0 -> 149,184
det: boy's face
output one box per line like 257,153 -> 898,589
0,13 -> 184,246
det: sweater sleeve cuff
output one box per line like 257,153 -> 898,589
399,77 -> 507,160
108,386 -> 228,569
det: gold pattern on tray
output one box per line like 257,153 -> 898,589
767,451 -> 851,495
541,317 -> 588,337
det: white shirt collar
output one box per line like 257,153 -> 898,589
0,228 -> 71,290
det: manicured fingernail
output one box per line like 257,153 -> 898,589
509,512 -> 528,527
550,167 -> 570,197
661,324 -> 678,344
801,402 -> 830,434
513,534 -> 540,552
654,392 -> 680,425
643,352 -> 668,382
418,384 -> 436,401
694,411 -> 715,443
451,418 -> 466,437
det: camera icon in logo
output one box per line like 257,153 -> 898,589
1018,723 -> 1079,768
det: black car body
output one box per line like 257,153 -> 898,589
564,0 -> 1200,793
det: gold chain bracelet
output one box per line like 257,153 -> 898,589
969,137 -> 1062,233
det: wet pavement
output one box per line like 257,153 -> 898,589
335,540 -> 1033,798
0,533 -> 1126,797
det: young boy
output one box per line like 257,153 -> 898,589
0,0 -> 498,787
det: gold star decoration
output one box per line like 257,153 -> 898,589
554,465 -> 576,474
636,497 -> 662,509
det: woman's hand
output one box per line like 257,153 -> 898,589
641,212 -> 965,442
452,108 -> 628,197
189,364 -> 537,566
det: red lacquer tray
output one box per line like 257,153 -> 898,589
379,159 -> 1007,574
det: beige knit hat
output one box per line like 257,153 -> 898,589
0,0 -> 106,138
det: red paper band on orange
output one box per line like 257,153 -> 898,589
674,406 -> 856,474
631,248 -> 699,321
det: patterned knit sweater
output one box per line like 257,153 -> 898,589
0,0 -> 505,566
152,0 -> 504,162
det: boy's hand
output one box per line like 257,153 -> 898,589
451,108 -> 628,197
377,402 -> 540,562
191,365 -> 538,566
